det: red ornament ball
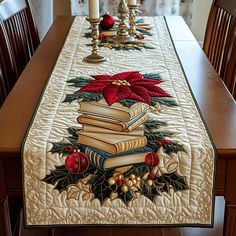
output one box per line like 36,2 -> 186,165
145,153 -> 159,168
100,13 -> 115,30
65,152 -> 89,174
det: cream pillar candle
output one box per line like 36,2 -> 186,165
88,0 -> 99,19
128,0 -> 137,5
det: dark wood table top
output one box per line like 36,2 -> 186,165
0,16 -> 235,159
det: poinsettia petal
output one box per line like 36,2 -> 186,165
147,85 -> 172,97
103,85 -> 132,106
92,75 -> 113,81
79,81 -> 107,92
134,77 -> 163,86
113,71 -> 140,81
125,71 -> 143,83
129,85 -> 152,104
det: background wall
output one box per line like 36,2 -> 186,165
32,0 -> 213,42
30,0 -> 53,40
191,0 -> 213,43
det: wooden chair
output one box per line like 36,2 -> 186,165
0,18 -> 18,107
203,0 -> 236,77
0,0 -> 40,76
221,17 -> 236,100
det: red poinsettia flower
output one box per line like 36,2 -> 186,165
79,71 -> 171,106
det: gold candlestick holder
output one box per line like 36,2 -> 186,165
84,17 -> 106,63
111,0 -> 131,43
128,4 -> 139,39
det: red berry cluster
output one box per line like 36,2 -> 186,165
99,33 -> 108,40
156,139 -> 171,147
65,145 -> 74,152
136,35 -> 145,40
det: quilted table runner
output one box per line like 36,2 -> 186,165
22,16 -> 215,226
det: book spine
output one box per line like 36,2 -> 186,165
125,113 -> 148,132
85,148 -> 105,170
129,104 -> 148,119
115,136 -> 148,154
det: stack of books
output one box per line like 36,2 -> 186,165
77,99 -> 152,170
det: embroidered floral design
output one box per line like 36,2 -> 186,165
79,71 -> 171,106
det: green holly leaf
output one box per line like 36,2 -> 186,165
42,164 -> 97,192
118,189 -> 135,205
136,28 -> 152,36
123,164 -> 149,178
145,131 -> 174,142
152,97 -> 178,107
67,127 -> 80,137
67,76 -> 92,87
143,73 -> 161,81
63,91 -> 103,103
118,99 -> 137,108
146,140 -> 158,152
145,131 -> 174,152
155,171 -> 189,192
50,140 -> 69,154
141,182 -> 160,201
162,141 -> 185,154
144,119 -> 167,130
84,32 -> 91,38
136,18 -> 144,23
88,169 -> 116,204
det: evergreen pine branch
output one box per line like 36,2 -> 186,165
144,119 -> 167,130
67,76 -> 92,87
118,99 -> 137,108
152,97 -> 178,107
143,73 -> 161,81
63,91 -> 103,103
136,27 -> 152,36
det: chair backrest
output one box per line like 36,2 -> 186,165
0,0 -> 40,76
203,0 -> 236,77
0,19 -> 18,107
221,17 -> 236,100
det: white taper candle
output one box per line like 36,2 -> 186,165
88,0 -> 99,19
128,0 -> 137,5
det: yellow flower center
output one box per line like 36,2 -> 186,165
112,80 -> 131,86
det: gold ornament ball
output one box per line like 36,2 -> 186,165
118,174 -> 124,180
127,180 -> 133,187
136,177 -> 141,182
108,178 -> 116,186
147,180 -> 153,187
121,185 -> 129,193
130,174 -> 136,180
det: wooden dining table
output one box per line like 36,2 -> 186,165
0,16 -> 236,236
